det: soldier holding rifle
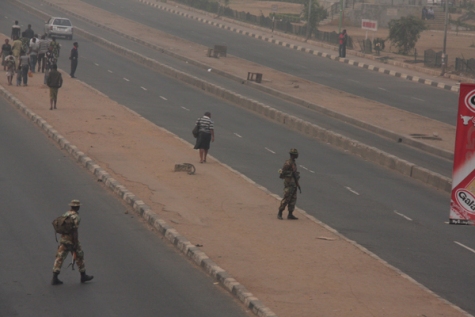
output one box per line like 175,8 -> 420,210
278,149 -> 301,220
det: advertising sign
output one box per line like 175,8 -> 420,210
361,19 -> 378,31
450,83 -> 475,225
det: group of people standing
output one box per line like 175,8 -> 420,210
1,20 -> 79,109
422,6 -> 435,20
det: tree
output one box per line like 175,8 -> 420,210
388,15 -> 426,55
302,0 -> 328,40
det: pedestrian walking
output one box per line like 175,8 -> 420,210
339,29 -> 347,58
69,42 -> 78,78
277,148 -> 301,220
37,35 -> 50,73
11,20 -> 21,40
1,39 -> 12,71
17,51 -> 29,86
28,37 -> 39,73
51,200 -> 94,285
47,64 -> 63,110
11,35 -> 22,69
50,37 -> 60,58
4,54 -> 15,85
23,24 -> 34,39
44,45 -> 57,85
193,112 -> 214,163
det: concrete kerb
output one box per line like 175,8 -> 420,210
136,0 -> 465,91
31,0 -> 454,161
0,82 -> 278,317
11,1 -> 454,189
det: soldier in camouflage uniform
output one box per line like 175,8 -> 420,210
278,149 -> 300,220
52,200 -> 94,285
49,37 -> 60,59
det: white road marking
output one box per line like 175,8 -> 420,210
123,77 -> 130,82
108,70 -> 113,73
160,96 -> 167,100
181,106 -> 190,111
411,97 -> 425,102
141,86 -> 147,91
265,147 -> 276,154
309,170 -> 315,173
394,210 -> 412,221
94,63 -> 99,66
454,241 -> 475,254
345,187 -> 360,195
348,79 -> 359,83
378,87 -> 387,91
234,133 -> 242,138
299,165 -> 308,171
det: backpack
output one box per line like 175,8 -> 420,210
52,215 -> 75,234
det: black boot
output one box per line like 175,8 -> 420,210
277,209 -> 283,220
51,272 -> 63,285
287,212 -> 298,220
80,271 -> 94,283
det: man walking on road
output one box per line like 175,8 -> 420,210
69,42 -> 78,78
47,64 -> 63,110
52,200 -> 93,285
11,20 -> 21,40
277,148 -> 301,220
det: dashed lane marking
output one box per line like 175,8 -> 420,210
299,165 -> 308,171
234,133 -> 242,138
141,86 -> 147,91
454,241 -> 475,254
94,63 -> 99,66
160,96 -> 167,100
378,87 -> 387,91
394,210 -> 412,221
265,147 -> 276,154
123,78 -> 130,82
345,187 -> 360,195
107,70 -> 113,73
181,106 -> 190,111
411,97 -> 425,102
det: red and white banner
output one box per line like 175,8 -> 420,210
450,83 -> 475,225
361,19 -> 378,31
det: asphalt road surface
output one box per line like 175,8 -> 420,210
2,1 -> 475,316
2,0 -> 455,179
0,99 -> 251,316
83,0 -> 458,125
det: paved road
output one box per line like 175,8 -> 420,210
83,0 -> 459,126
0,99 -> 251,316
3,0 -> 454,178
2,2 -> 475,316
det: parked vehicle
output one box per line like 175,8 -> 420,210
44,17 -> 73,40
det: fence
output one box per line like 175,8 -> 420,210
455,57 -> 475,75
424,49 -> 444,67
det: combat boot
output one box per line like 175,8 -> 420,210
277,209 -> 283,220
80,271 -> 94,283
287,212 -> 298,220
51,272 -> 63,285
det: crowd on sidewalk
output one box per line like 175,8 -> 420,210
1,20 -> 79,110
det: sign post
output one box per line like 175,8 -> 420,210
361,19 -> 377,41
450,83 -> 475,225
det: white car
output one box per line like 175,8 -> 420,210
44,17 -> 73,40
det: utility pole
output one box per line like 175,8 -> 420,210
441,0 -> 449,76
306,0 -> 312,41
338,0 -> 344,33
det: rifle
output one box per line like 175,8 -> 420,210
67,249 -> 77,270
292,171 -> 302,194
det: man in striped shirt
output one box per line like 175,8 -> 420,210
194,112 -> 214,163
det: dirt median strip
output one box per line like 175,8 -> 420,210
1,67 -> 471,316
12,0 -> 454,192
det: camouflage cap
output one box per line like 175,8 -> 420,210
69,199 -> 81,207
289,148 -> 299,155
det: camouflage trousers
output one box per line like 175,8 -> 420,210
279,185 -> 297,212
53,243 -> 86,273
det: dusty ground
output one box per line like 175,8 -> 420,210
228,0 -> 475,72
0,0 -> 468,316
